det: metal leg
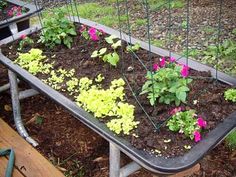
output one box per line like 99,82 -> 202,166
120,162 -> 141,177
0,79 -> 19,93
9,23 -> 18,35
19,89 -> 39,100
0,83 -> 10,93
8,70 -> 38,147
110,143 -> 121,177
109,142 -> 141,177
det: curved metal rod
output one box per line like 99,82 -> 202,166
8,70 -> 38,147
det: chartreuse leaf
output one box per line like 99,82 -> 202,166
224,89 -> 236,102
111,40 -> 121,49
76,77 -> 139,135
103,52 -> 119,66
105,35 -> 118,44
15,49 -> 52,75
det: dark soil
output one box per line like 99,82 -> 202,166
1,63 -> 236,176
0,1 -> 28,21
1,25 -> 236,158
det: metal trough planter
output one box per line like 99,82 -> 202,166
0,0 -> 40,40
0,18 -> 236,176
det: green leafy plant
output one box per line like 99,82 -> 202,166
0,1 -> 7,10
105,35 -> 121,49
66,77 -> 79,93
76,77 -> 139,135
167,109 -> 207,142
182,48 -> 200,58
91,35 -> 121,66
141,58 -> 192,106
102,52 -> 120,66
91,48 -> 107,58
43,69 -> 75,90
149,0 -> 185,11
39,9 -> 76,48
225,130 -> 236,150
35,115 -> 44,125
203,39 -> 236,62
18,35 -> 34,51
15,48 -> 52,75
95,74 -> 105,83
126,43 -> 141,52
224,88 -> 236,102
167,110 -> 197,140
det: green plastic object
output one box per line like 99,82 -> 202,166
0,148 -> 15,177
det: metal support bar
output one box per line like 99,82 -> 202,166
110,143 -> 121,177
120,162 -> 141,177
0,80 -> 19,93
109,142 -> 141,177
19,89 -> 39,100
8,70 -> 38,147
0,83 -> 10,93
9,23 -> 18,35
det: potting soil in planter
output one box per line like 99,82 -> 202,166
1,24 -> 236,158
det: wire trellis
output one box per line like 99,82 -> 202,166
15,0 -> 231,130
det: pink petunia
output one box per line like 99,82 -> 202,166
181,65 -> 189,78
91,34 -> 99,41
197,117 -> 207,128
153,63 -> 159,71
170,57 -> 175,62
193,131 -> 201,142
8,11 -> 13,16
20,34 -> 26,40
160,57 -> 166,67
170,107 -> 182,115
88,27 -> 100,41
88,27 -> 97,36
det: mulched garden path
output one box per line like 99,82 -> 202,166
1,63 -> 236,176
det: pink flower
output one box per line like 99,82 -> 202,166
88,27 -> 99,41
181,65 -> 189,78
91,34 -> 99,41
170,107 -> 182,115
193,131 -> 201,142
160,57 -> 166,67
20,34 -> 26,39
170,57 -> 175,62
197,117 -> 207,128
8,11 -> 13,16
88,27 -> 97,36
153,63 -> 159,71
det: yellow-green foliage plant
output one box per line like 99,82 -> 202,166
15,48 -> 52,75
76,77 -> 139,135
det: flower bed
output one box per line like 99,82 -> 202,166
0,13 -> 236,173
0,0 -> 39,40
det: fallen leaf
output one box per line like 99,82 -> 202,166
4,105 -> 12,112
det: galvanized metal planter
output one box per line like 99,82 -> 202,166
0,18 -> 236,176
0,0 -> 40,40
